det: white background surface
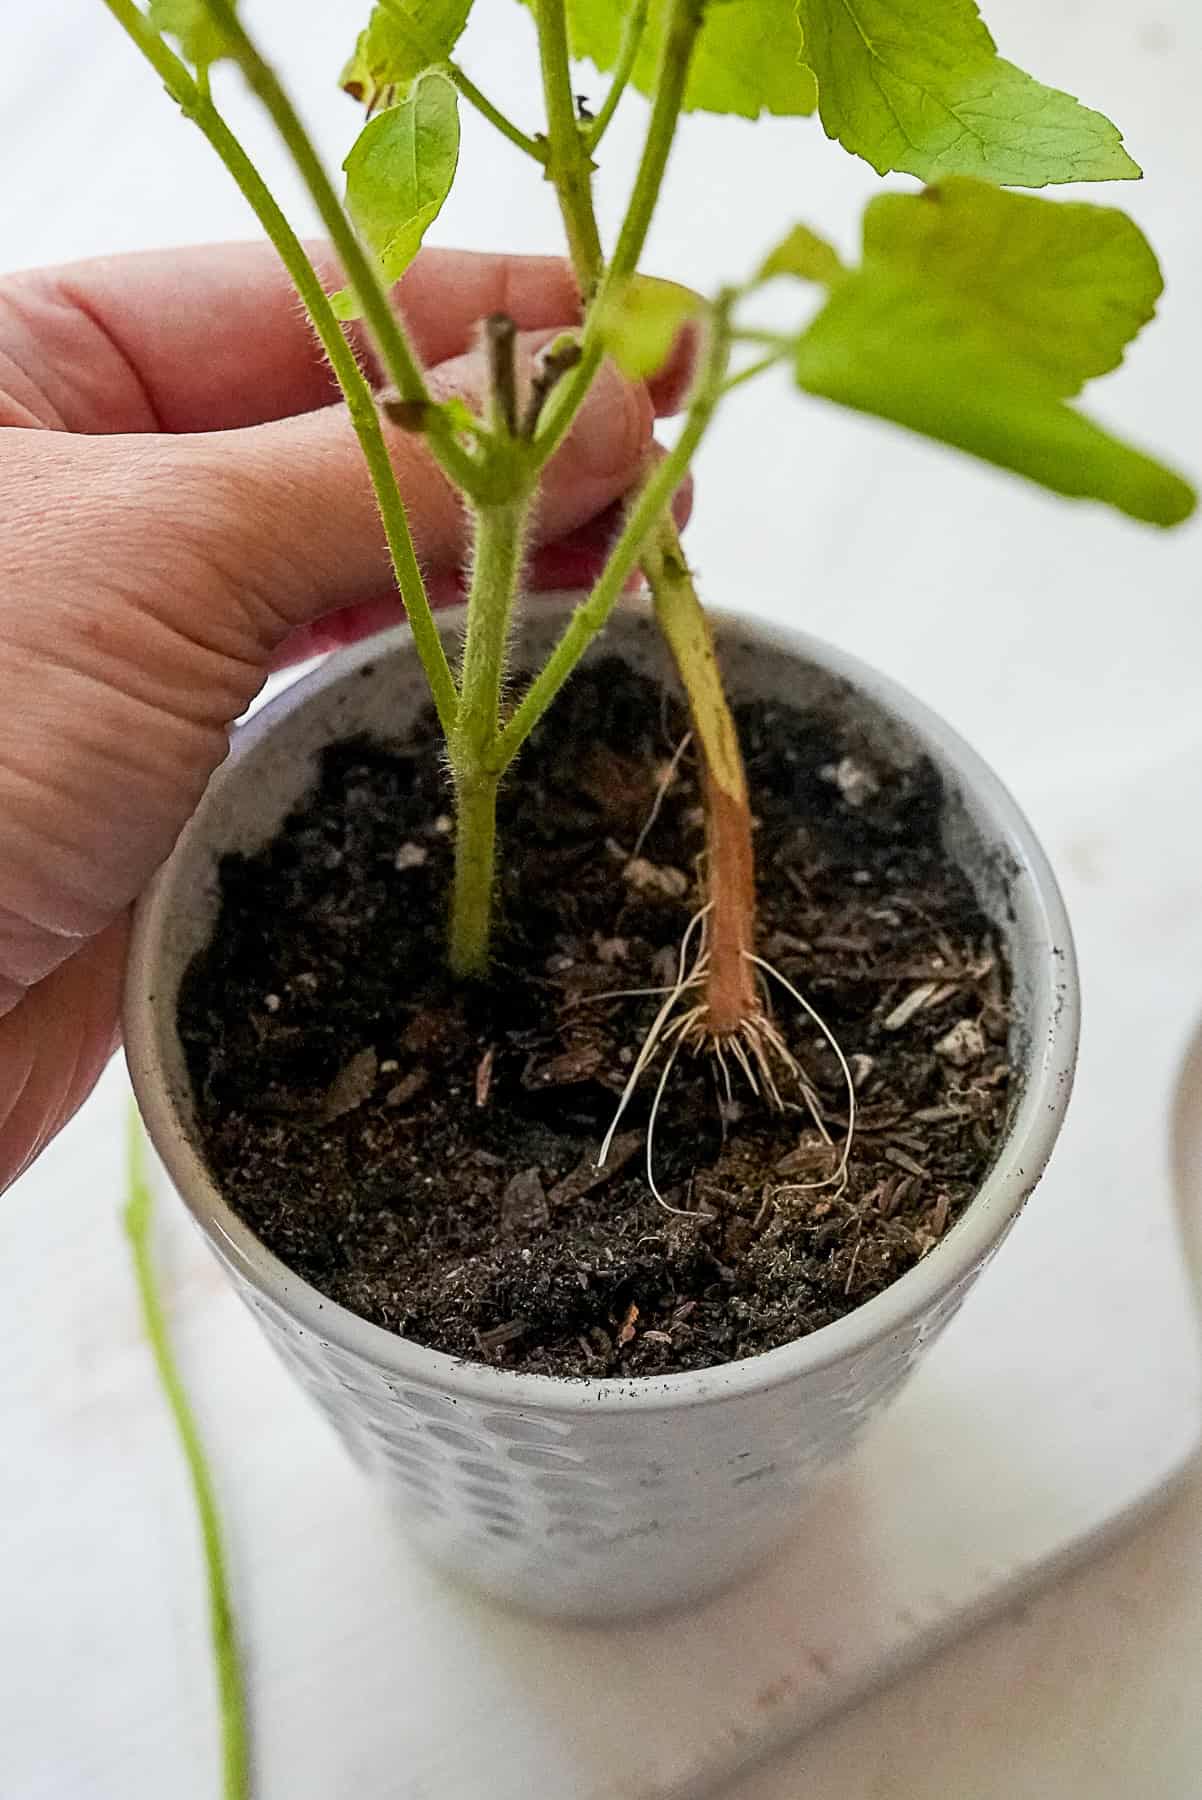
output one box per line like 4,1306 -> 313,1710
4,2 -> 1202,1796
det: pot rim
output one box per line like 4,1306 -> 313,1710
124,600 -> 1079,1414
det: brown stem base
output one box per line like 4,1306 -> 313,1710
702,766 -> 758,1035
643,520 -> 758,1036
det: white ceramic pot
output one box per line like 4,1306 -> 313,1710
124,600 -> 1078,1621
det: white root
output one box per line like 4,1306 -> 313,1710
596,904 -> 709,1169
746,953 -> 858,1206
592,913 -> 859,1222
631,731 -> 693,862
644,1037 -> 709,1217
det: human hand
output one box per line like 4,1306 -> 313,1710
0,242 -> 692,1191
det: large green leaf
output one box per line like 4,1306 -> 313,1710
862,179 -> 1162,395
563,0 -> 818,119
334,69 -> 460,319
342,0 -> 473,110
797,0 -> 1140,186
788,179 -> 1193,526
149,0 -> 232,67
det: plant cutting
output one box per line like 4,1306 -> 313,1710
117,0 -> 1189,1614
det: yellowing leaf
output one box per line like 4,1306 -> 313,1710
342,0 -> 473,112
598,276 -> 700,377
333,70 -> 460,319
561,0 -> 818,119
797,0 -> 1140,186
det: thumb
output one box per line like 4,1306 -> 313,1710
189,335 -> 656,644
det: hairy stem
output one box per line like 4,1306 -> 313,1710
100,0 -> 458,734
493,307 -> 731,774
606,0 -> 702,285
532,0 -> 703,471
124,1113 -> 250,1800
448,769 -> 502,980
584,0 -> 649,152
449,498 -> 529,975
200,0 -> 481,498
530,0 -> 761,1035
535,0 -> 605,290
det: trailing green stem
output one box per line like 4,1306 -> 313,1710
583,0 -> 649,152
200,0 -> 481,498
449,497 -> 530,974
124,1112 -> 250,1800
99,0 -> 459,735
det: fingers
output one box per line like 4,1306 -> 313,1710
0,245 -> 583,435
0,243 -> 344,433
269,464 -> 695,668
0,243 -> 694,437
195,332 -> 659,644
0,919 -> 126,1192
394,250 -> 582,366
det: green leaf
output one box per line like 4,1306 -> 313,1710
333,70 -> 460,320
789,180 -> 1194,526
797,0 -> 1140,186
561,0 -> 818,119
758,223 -> 845,285
862,179 -> 1163,396
148,0 -> 232,67
342,0 -> 473,111
598,275 -> 701,377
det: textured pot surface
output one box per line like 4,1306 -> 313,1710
125,600 -> 1078,1620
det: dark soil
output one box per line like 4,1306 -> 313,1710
179,658 -> 1012,1378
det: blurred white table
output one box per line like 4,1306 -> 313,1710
5,3 -> 1202,1797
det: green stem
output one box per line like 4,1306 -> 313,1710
124,1112 -> 250,1800
513,0 -> 760,1034
583,0 -> 648,152
492,306 -> 731,775
532,0 -> 704,472
200,0 -> 481,498
606,0 -> 701,284
535,0 -> 605,289
723,351 -> 785,393
446,61 -> 546,161
99,0 -> 459,736
449,499 -> 529,974
732,327 -> 794,350
448,770 -> 501,979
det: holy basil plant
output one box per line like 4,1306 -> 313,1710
109,0 -> 1192,1063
